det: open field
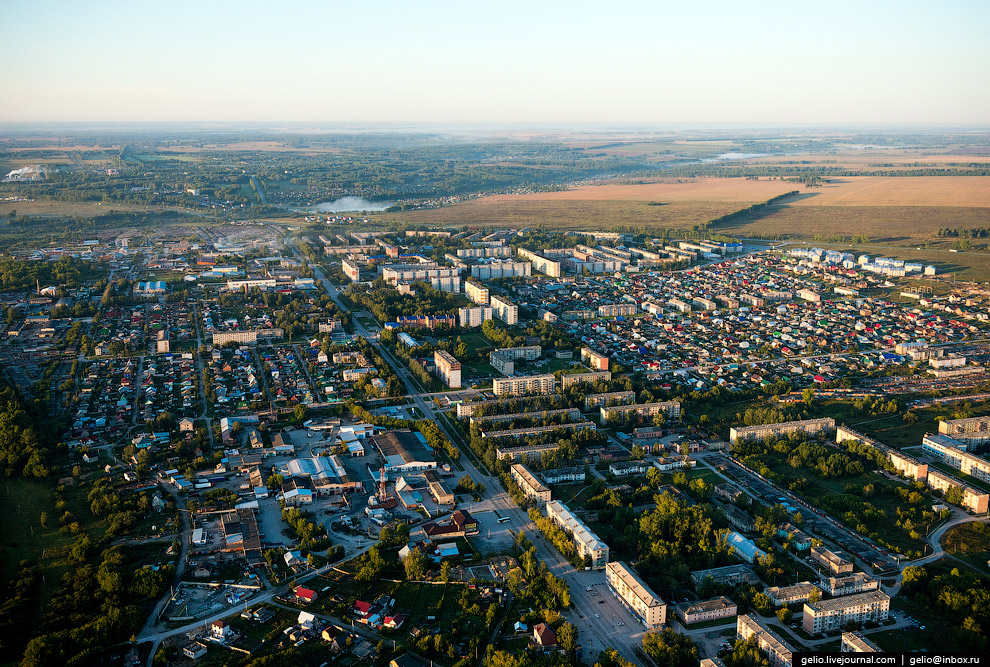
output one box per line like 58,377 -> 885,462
0,200 -> 202,219
718,205 -> 990,240
381,198 -> 766,231
789,177 -> 990,207
487,178 -> 799,202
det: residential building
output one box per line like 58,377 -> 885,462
810,546 -> 854,575
925,468 -> 989,513
495,442 -> 561,462
493,374 -> 556,397
765,582 -> 819,607
837,426 -> 928,481
584,391 -> 636,410
938,415 -> 990,444
465,280 -> 490,306
458,306 -> 492,328
737,615 -> 794,667
491,295 -> 518,325
517,247 -> 562,277
802,591 -> 890,635
675,596 -> 736,625
581,347 -> 609,371
471,407 -> 580,427
609,460 -> 651,477
818,573 -> 880,597
606,561 -> 667,630
690,564 -> 760,588
601,401 -> 681,423
922,434 -> 990,484
481,422 -> 595,441
730,418 -> 836,444
546,500 -> 609,568
434,350 -> 462,388
541,467 -> 586,484
342,257 -> 361,282
511,463 -> 551,506
560,370 -> 611,389
841,632 -> 880,653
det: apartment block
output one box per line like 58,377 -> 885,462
433,350 -> 461,389
491,295 -> 518,325
581,347 -> 609,371
923,434 -> 990,484
737,615 -> 794,667
458,306 -> 492,328
471,407 -> 581,427
675,596 -> 736,625
730,418 -> 836,444
802,591 -> 890,635
765,582 -> 819,607
465,280 -> 490,306
510,463 -> 551,507
841,632 -> 880,653
606,562 -> 667,630
546,501 -> 609,568
560,370 -> 611,390
601,401 -> 681,423
470,261 -> 532,279
516,248 -> 562,278
492,374 -> 556,397
810,546 -> 854,575
541,467 -> 586,484
481,422 -> 596,441
818,573 -> 879,597
836,426 -> 928,481
925,468 -> 990,513
494,442 -> 560,462
939,415 -> 990,444
342,257 -> 361,282
584,391 -> 636,410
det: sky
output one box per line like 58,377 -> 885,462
2,0 -> 989,126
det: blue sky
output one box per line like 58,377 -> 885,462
2,0 -> 988,124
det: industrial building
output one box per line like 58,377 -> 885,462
370,430 -> 437,474
546,500 -> 609,568
802,591 -> 890,635
605,561 -> 667,630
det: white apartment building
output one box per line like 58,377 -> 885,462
802,591 -> 890,635
511,463 -> 551,507
458,306 -> 492,328
493,374 -> 556,397
737,615 -> 794,667
546,500 -> 609,568
433,350 -> 461,389
491,295 -> 518,325
465,281 -> 490,305
606,561 -> 667,630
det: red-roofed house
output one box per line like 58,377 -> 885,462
533,623 -> 557,649
383,613 -> 405,629
354,600 -> 371,618
295,587 -> 317,603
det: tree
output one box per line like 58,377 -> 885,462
294,404 -> 307,421
403,546 -> 429,581
557,622 -> 577,652
776,605 -> 793,624
439,560 -> 452,583
641,628 -> 699,667
802,388 -> 815,406
267,473 -> 284,488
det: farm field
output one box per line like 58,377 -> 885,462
788,176 -> 990,207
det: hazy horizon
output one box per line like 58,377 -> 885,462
3,0 -> 989,126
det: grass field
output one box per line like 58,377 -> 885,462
788,177 -> 990,207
